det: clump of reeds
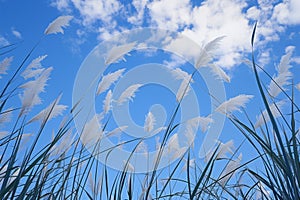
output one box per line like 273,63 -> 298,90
0,17 -> 299,200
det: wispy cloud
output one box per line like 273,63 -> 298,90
163,54 -> 187,69
69,0 -> 121,25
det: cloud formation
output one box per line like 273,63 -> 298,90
51,0 -> 300,68
272,0 -> 300,25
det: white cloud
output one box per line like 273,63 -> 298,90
163,54 -> 188,69
257,48 -> 271,66
51,0 -> 70,11
163,33 -> 201,63
153,0 -> 253,68
71,0 -> 121,25
147,0 -> 192,31
247,1 -> 288,46
285,46 -> 300,65
246,6 -> 260,20
50,0 -> 300,68
181,0 -> 253,68
96,26 -> 129,41
272,0 -> 300,25
127,0 -> 149,25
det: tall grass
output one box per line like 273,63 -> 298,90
0,18 -> 299,199
230,23 -> 300,200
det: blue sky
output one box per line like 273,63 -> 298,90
1,0 -> 300,173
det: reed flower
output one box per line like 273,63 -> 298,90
0,57 -> 13,79
44,15 -> 73,35
117,84 -> 143,105
105,42 -> 136,66
97,68 -> 125,95
215,94 -> 254,115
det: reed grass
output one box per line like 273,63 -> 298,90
0,19 -> 299,199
